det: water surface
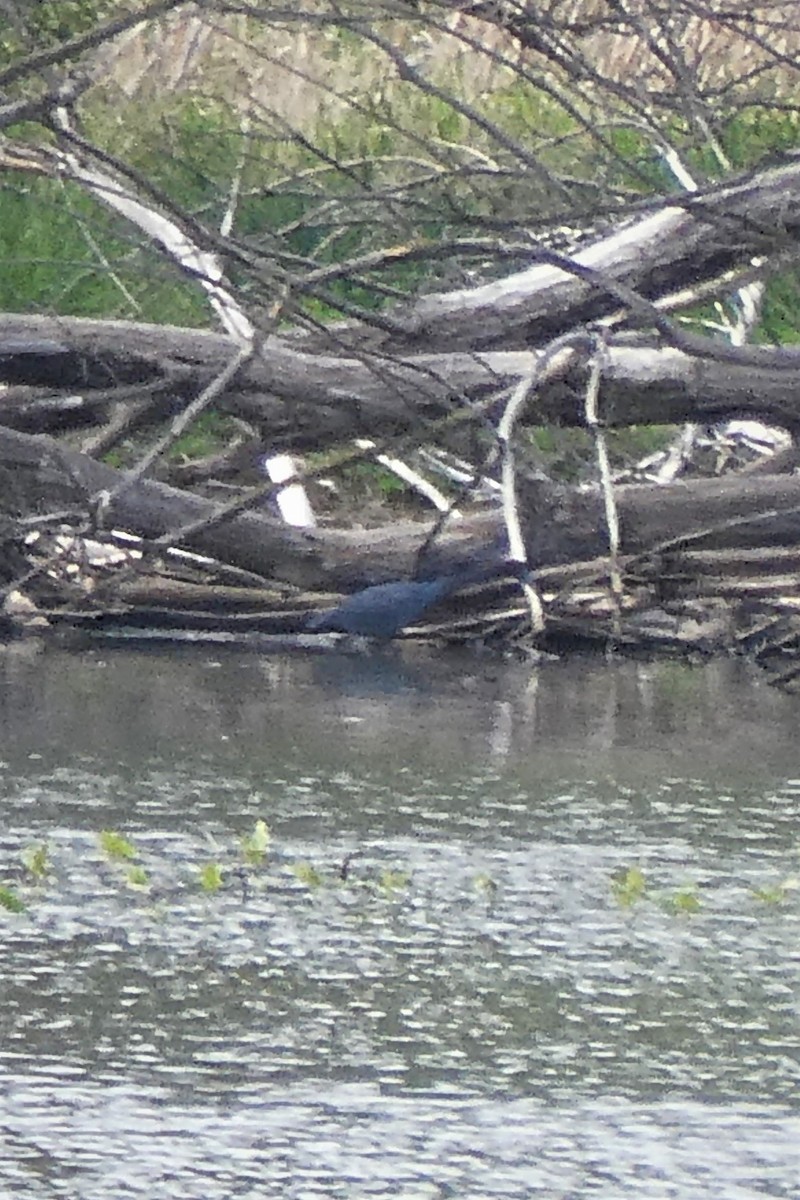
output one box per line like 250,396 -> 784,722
0,645 -> 798,1198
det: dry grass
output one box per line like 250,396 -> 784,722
95,8 -> 514,123
91,1 -> 800,126
544,0 -> 800,96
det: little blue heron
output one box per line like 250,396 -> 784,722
307,559 -> 529,639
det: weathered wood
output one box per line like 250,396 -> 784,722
514,471 -> 800,570
0,424 -> 319,587
5,317 -> 800,446
0,424 -> 509,589
380,159 -> 800,348
3,425 -> 800,595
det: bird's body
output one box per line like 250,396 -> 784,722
307,577 -> 456,638
307,559 -> 527,639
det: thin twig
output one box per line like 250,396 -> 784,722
496,335 -> 587,632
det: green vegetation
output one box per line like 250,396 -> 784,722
611,865 -> 647,908
290,861 -> 324,890
721,108 -> 800,172
0,821 -> 797,923
3,33 -> 798,338
164,412 -> 241,463
660,887 -> 702,915
0,0 -> 117,63
242,818 -> 271,867
3,9 -> 800,490
474,872 -> 498,898
0,174 -> 209,324
527,426 -> 676,483
757,270 -> 800,347
21,842 -> 50,880
611,866 -> 704,915
0,885 -> 26,914
98,830 -> 149,891
98,829 -> 138,861
751,876 -> 799,905
126,865 -> 150,889
377,868 -> 410,895
198,861 -> 225,893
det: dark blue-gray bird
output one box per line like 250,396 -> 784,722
307,559 -> 529,639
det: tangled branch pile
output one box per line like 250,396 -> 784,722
3,1 -> 800,680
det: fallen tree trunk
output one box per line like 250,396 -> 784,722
3,424 -> 800,593
4,317 -> 800,445
2,158 -> 800,450
394,158 -> 800,349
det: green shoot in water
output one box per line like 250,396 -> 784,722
99,830 -> 138,862
242,819 -> 271,866
611,866 -> 647,908
0,885 -> 26,913
378,868 -> 410,894
198,863 -> 224,892
752,876 -> 799,905
661,887 -> 702,915
291,862 -> 323,889
22,843 -> 50,879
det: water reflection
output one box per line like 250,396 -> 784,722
0,646 -> 799,1197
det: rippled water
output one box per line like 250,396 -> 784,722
1,646 -> 799,1197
